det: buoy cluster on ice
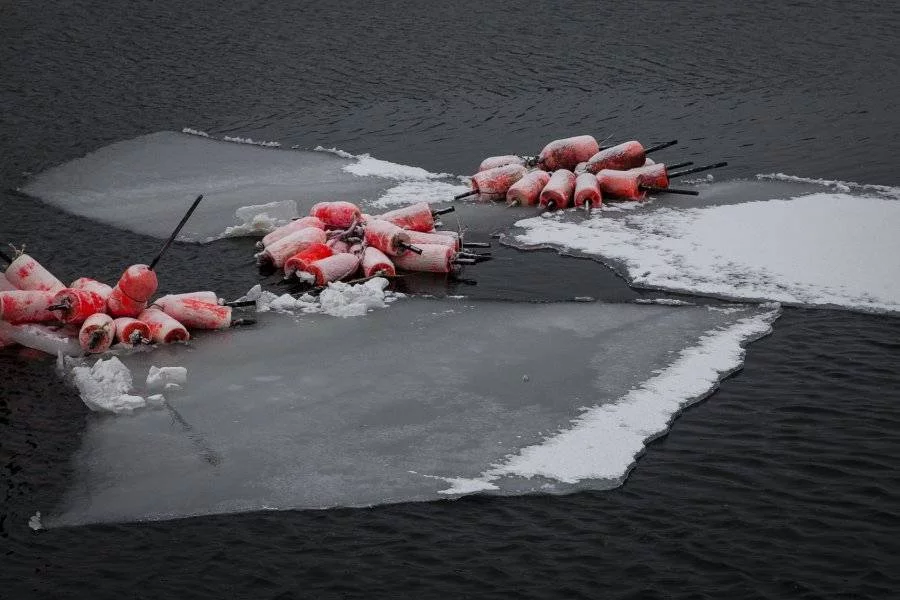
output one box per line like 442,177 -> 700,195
464,136 -> 726,210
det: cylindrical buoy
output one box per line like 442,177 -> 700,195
326,238 -> 352,254
537,135 -> 600,171
574,172 -> 603,210
405,230 -> 461,250
70,277 -> 113,301
305,253 -> 361,286
377,202 -> 436,232
49,288 -> 106,324
539,169 -> 577,210
394,244 -> 454,273
284,243 -> 334,276
595,169 -> 645,200
106,285 -> 149,318
4,254 -> 65,293
311,201 -> 362,229
159,297 -> 232,330
153,291 -> 220,312
478,155 -> 526,172
364,220 -> 418,256
79,313 -> 115,354
259,216 -> 326,248
630,163 -> 670,188
113,317 -> 151,345
0,290 -> 58,324
117,264 -> 158,303
258,227 -> 328,268
586,140 -> 676,174
0,273 -> 18,292
361,247 -> 396,277
138,308 -> 190,344
506,170 -> 551,206
468,164 -> 528,198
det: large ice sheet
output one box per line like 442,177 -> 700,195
511,179 -> 900,314
49,298 -> 775,526
21,132 -> 465,242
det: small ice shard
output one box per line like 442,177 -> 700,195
146,366 -> 188,391
28,511 -> 43,531
72,357 -> 146,413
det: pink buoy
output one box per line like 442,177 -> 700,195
361,247 -> 396,278
406,230 -> 461,250
364,220 -> 415,257
377,202 -> 435,232
326,238 -> 352,254
629,163 -> 670,188
106,285 -> 148,318
537,135 -> 599,171
159,297 -> 232,330
50,288 -> 107,325
0,273 -> 17,291
113,317 -> 151,345
506,170 -> 551,207
574,173 -> 603,210
478,155 -> 526,172
4,254 -> 65,293
117,264 -> 158,303
154,291 -> 220,312
539,169 -> 576,210
305,253 -> 361,286
258,227 -> 328,268
586,141 -> 648,173
284,243 -> 334,276
468,164 -> 527,198
0,290 -> 58,324
79,313 -> 115,354
138,308 -> 190,344
595,169 -> 646,200
311,201 -> 362,229
70,277 -> 113,301
394,244 -> 454,273
259,216 -> 326,248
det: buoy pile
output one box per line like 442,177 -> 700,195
255,200 -> 492,284
461,135 -> 727,211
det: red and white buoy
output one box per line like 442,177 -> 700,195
478,155 -> 527,172
284,243 -> 334,276
377,202 -> 455,233
574,172 -> 603,211
326,237 -> 352,254
106,286 -> 148,318
405,230 -> 461,250
259,216 -> 326,248
536,135 -> 600,171
138,307 -> 190,344
0,273 -> 17,292
117,264 -> 158,303
0,290 -> 58,324
506,170 -> 551,207
3,253 -> 65,293
49,288 -> 107,325
304,253 -> 361,286
363,220 -> 421,257
311,201 -> 362,229
113,317 -> 151,345
159,297 -> 233,330
79,313 -> 115,354
539,169 -> 577,210
595,169 -> 647,200
586,140 -> 677,174
257,227 -> 328,268
393,243 -> 455,273
153,291 -> 220,312
361,246 -> 396,277
461,164 -> 527,199
70,277 -> 113,301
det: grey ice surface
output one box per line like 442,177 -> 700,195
50,297 -> 767,526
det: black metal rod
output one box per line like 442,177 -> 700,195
399,242 -> 423,255
462,242 -> 491,249
644,139 -> 678,154
432,206 -> 456,216
667,161 -> 693,170
453,257 -> 478,265
454,190 -> 478,200
641,185 -> 699,196
149,194 -> 203,270
0,248 -> 11,264
224,299 -> 258,308
48,303 -> 69,311
230,318 -> 257,327
668,162 -> 728,179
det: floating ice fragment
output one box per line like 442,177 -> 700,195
28,512 -> 43,531
71,357 -> 146,413
146,366 -> 188,391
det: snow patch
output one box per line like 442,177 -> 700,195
216,200 -> 299,239
757,173 -> 900,197
313,146 -> 451,180
235,278 -> 403,318
180,127 -> 210,138
71,356 -> 146,413
223,136 -> 281,148
372,181 -> 469,208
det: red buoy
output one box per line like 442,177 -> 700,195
595,169 -> 645,200
117,264 -> 158,303
586,140 -> 677,174
0,290 -> 58,324
305,254 -> 361,285
154,291 -> 220,312
537,135 -> 600,171
138,308 -> 190,344
311,201 -> 362,229
284,243 -> 334,276
468,164 -> 527,198
70,277 -> 113,301
159,297 -> 232,330
361,247 -> 396,277
377,202 -> 436,232
393,244 -> 455,273
106,285 -> 148,318
258,227 -> 328,268
260,216 -> 326,248
506,170 -> 551,206
364,220 -> 417,256
574,173 -> 603,211
113,317 -> 151,345
479,155 -> 526,172
539,169 -> 577,210
50,288 -> 107,324
79,313 -> 115,353
406,230 -> 461,251
4,254 -> 65,293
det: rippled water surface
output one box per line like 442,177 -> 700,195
2,0 -> 899,598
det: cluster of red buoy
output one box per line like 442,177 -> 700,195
255,200 -> 491,283
458,135 -> 726,210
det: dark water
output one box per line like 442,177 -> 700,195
2,1 -> 900,598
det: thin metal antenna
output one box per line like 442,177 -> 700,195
149,195 -> 203,270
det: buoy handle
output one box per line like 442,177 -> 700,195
399,242 -> 423,255
454,190 -> 478,200
432,206 -> 456,216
